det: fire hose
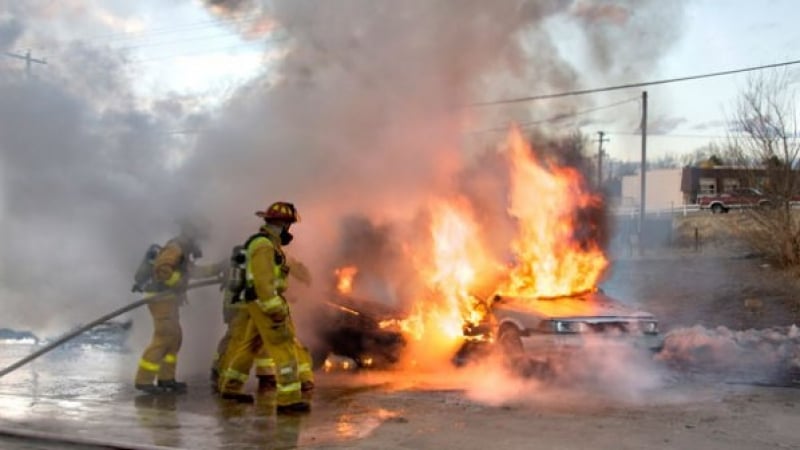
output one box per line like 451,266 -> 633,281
0,278 -> 221,379
0,425 -> 175,450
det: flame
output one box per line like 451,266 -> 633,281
335,265 -> 358,295
381,199 -> 500,365
329,126 -> 610,364
426,199 -> 494,327
498,127 -> 608,300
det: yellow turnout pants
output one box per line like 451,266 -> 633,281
218,301 -> 313,406
135,295 -> 183,385
212,303 -> 243,375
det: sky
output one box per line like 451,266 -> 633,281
1,0 -> 799,341
93,0 -> 800,162
592,0 -> 800,160
5,0 -> 797,160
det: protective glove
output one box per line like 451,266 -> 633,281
131,283 -> 143,293
163,270 -> 183,288
256,295 -> 289,320
288,259 -> 312,286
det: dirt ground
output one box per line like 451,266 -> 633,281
306,380 -> 800,450
311,213 -> 800,450
1,212 -> 799,449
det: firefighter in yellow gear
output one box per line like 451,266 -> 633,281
210,257 -> 312,388
210,288 -> 245,388
134,219 -> 222,394
217,202 -> 314,410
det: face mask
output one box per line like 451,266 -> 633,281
188,240 -> 203,259
280,228 -> 294,245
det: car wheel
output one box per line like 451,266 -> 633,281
310,345 -> 330,371
711,204 -> 725,214
497,324 -> 524,360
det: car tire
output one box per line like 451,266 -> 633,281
710,204 -> 725,214
497,324 -> 524,360
311,345 -> 330,371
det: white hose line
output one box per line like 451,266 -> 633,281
0,424 -> 177,450
0,279 -> 221,379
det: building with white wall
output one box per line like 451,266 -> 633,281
620,168 -> 684,212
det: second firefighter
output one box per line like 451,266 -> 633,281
217,201 -> 314,410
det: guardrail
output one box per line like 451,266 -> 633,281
611,201 -> 800,218
610,204 -> 701,218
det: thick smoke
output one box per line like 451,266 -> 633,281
0,2 -> 205,336
190,1 -> 689,318
1,1 -> 690,382
574,0 -> 687,79
324,215 -> 419,309
0,18 -> 22,49
658,325 -> 800,383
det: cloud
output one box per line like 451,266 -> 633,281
648,115 -> 688,134
691,119 -> 729,131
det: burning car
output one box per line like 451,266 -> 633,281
491,290 -> 661,353
315,128 -> 656,375
455,289 -> 663,371
311,296 -> 406,370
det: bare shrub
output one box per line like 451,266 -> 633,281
728,70 -> 800,267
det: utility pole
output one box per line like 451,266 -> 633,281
596,131 -> 609,189
3,50 -> 47,79
639,91 -> 648,256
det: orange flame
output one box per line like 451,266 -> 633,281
498,127 -> 608,299
426,199 -> 493,326
334,265 -> 358,295
341,126 -> 609,363
388,199 -> 499,365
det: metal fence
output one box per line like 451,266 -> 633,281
610,204 -> 702,218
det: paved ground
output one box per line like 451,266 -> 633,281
1,234 -> 799,449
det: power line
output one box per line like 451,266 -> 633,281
130,35 -> 287,63
469,96 -> 639,134
148,98 -> 637,136
132,44 -> 259,63
610,131 -> 729,139
87,14 -> 266,43
469,58 -> 800,107
118,30 -> 285,52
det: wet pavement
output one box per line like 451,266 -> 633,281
0,343 -> 402,449
2,334 -> 799,449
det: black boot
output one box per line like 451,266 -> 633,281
209,369 -> 220,391
277,402 -> 311,414
135,383 -> 165,395
220,392 -> 255,403
157,380 -> 188,393
257,375 -> 277,394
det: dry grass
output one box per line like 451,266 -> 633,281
671,211 -> 800,323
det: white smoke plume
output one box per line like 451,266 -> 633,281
658,325 -> 800,383
1,1 -> 689,379
188,0 -> 689,343
0,1 -> 209,337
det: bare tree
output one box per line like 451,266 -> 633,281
650,152 -> 682,169
682,142 -> 732,167
729,70 -> 800,267
731,71 -> 800,195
